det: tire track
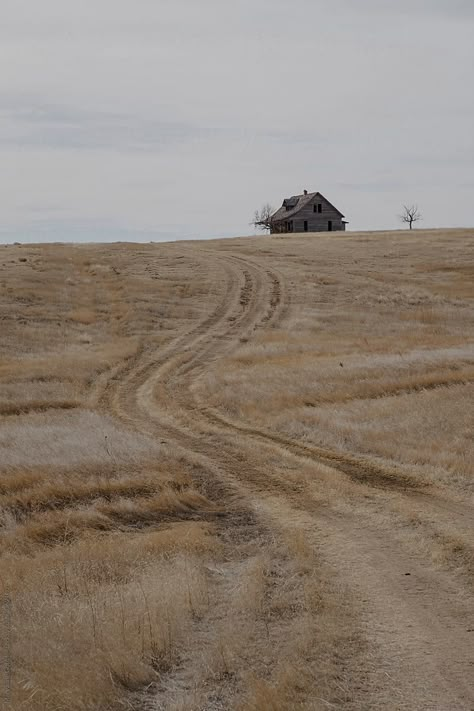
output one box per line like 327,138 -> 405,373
102,247 -> 474,710
98,252 -> 242,419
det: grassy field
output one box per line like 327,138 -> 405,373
0,229 -> 473,710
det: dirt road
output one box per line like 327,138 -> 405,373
102,246 -> 474,710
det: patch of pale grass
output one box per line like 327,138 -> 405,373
198,341 -> 474,417
277,383 -> 474,492
0,409 -> 161,470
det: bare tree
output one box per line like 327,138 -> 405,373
252,203 -> 274,232
400,204 -> 422,230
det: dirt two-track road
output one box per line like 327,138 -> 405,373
98,233 -> 474,710
2,230 -> 473,710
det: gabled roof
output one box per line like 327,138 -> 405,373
271,191 -> 345,223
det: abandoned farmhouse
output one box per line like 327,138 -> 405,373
270,190 -> 347,233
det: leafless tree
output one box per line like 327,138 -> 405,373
400,204 -> 422,230
252,203 -> 274,232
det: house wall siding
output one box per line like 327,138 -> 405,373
271,195 -> 345,233
291,195 -> 345,232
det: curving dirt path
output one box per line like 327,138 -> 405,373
103,247 -> 474,710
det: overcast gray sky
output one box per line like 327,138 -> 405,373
1,0 -> 473,242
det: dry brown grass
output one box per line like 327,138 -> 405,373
198,229 -> 474,498
0,244 -> 228,710
1,230 -> 473,710
5,538 -> 218,710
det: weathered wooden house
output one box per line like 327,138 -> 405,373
270,190 -> 347,234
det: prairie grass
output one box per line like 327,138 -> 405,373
198,229 -> 474,497
6,544 -> 217,711
0,409 -> 163,469
1,230 -> 473,710
0,243 -> 228,710
3,241 -> 351,711
67,307 -> 98,324
276,383 -> 474,493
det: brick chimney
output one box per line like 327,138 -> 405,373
303,189 -> 308,195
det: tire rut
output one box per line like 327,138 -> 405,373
102,247 -> 474,710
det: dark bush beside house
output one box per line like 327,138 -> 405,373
270,190 -> 347,234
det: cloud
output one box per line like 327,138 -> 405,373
0,0 -> 472,239
0,94 -> 225,152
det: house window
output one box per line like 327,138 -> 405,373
304,220 -> 308,232
318,203 -> 322,213
313,205 -> 317,213
289,221 -> 293,232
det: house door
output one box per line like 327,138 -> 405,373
328,220 -> 333,232
304,220 -> 308,232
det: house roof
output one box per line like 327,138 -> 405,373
271,191 -> 345,222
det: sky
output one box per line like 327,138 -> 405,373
0,0 -> 473,243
